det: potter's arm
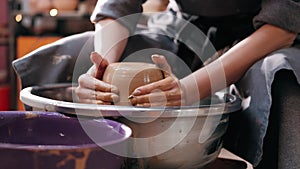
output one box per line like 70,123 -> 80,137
93,18 -> 129,63
181,24 -> 297,104
75,18 -> 130,104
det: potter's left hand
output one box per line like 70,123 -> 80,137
129,55 -> 186,107
75,52 -> 119,104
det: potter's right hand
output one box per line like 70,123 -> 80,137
75,52 -> 119,104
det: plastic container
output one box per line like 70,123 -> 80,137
0,111 -> 131,169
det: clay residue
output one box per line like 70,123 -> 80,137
52,55 -> 72,65
24,112 -> 38,119
50,149 -> 92,169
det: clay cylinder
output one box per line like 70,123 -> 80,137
102,62 -> 164,106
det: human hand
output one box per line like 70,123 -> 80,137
75,52 -> 119,104
129,55 -> 186,107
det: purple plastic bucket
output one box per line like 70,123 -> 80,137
0,111 -> 131,169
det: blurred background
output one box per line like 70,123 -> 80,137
0,0 -> 169,111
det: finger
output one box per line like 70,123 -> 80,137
151,54 -> 172,77
95,92 -> 119,103
89,52 -> 109,79
75,87 -> 119,102
77,98 -> 112,105
75,87 -> 93,99
78,74 -> 119,94
130,92 -> 164,105
130,88 -> 182,105
131,76 -> 177,96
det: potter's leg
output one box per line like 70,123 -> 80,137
224,47 -> 300,167
271,70 -> 300,169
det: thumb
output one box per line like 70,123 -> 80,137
151,54 -> 172,77
89,52 -> 109,79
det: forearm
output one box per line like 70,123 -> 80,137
94,18 -> 129,63
181,24 -> 297,103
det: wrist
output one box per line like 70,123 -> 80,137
180,77 -> 200,106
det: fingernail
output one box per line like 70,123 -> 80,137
132,89 -> 141,95
128,95 -> 135,99
151,54 -> 161,59
129,97 -> 137,105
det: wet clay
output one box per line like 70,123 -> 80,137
102,62 -> 164,106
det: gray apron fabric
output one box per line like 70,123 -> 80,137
12,31 -> 95,89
